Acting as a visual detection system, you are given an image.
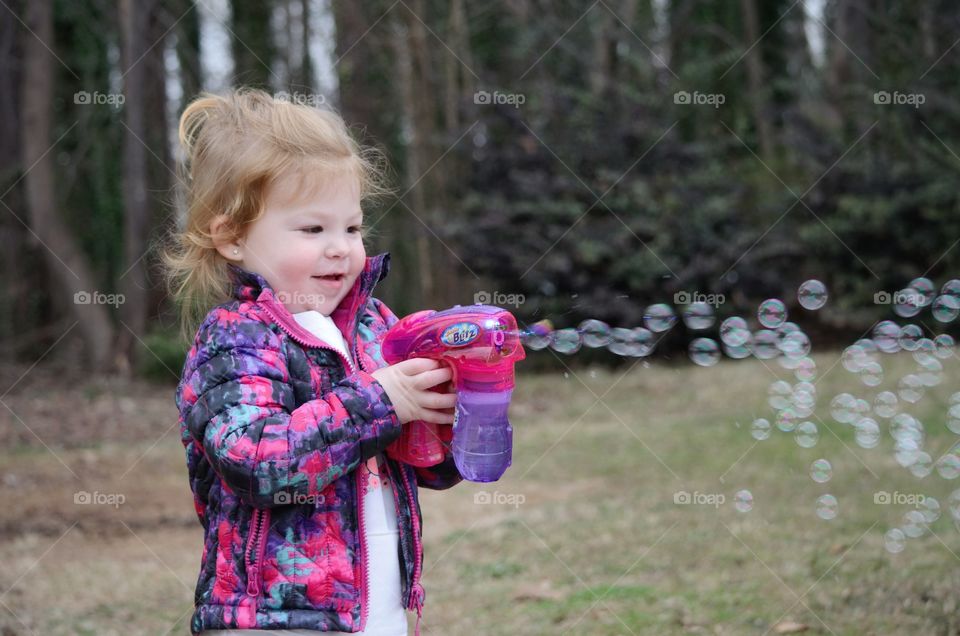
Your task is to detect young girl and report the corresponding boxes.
[166,88,462,636]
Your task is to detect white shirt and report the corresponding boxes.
[200,311,407,636]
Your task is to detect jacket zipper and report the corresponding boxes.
[245,507,270,599]
[399,465,425,636]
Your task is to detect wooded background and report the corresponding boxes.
[2,0,959,375]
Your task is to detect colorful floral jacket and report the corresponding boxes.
[176,252,462,635]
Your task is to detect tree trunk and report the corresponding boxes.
[20,0,115,370]
[740,0,774,159]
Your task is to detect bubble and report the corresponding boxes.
[932,295,960,323]
[872,321,902,353]
[816,494,838,520]
[522,320,552,350]
[909,452,933,478]
[776,408,799,432]
[916,356,943,387]
[908,277,935,306]
[894,287,923,318]
[953,392,960,406]
[920,496,941,523]
[777,322,801,337]
[935,453,960,480]
[723,341,752,359]
[758,299,787,329]
[795,421,819,448]
[632,328,656,357]
[643,304,676,333]
[780,331,812,360]
[841,345,869,373]
[734,489,754,512]
[934,334,956,359]
[858,360,884,387]
[884,528,906,554]
[941,279,960,301]
[794,357,817,382]
[948,404,960,435]
[549,328,582,354]
[608,327,640,356]
[830,393,858,424]
[751,417,772,440]
[898,324,923,351]
[898,374,924,403]
[751,330,781,359]
[810,458,833,483]
[578,319,612,348]
[719,316,750,346]
[768,381,793,410]
[949,490,960,522]
[854,417,881,449]
[901,509,927,537]
[688,338,720,366]
[874,391,899,419]
[682,302,715,330]
[797,279,828,310]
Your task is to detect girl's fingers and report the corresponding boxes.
[417,408,456,424]
[414,366,453,389]
[422,391,457,409]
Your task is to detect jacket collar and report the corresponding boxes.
[228,252,392,353]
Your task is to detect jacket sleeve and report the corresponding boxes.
[180,309,404,508]
[370,297,464,491]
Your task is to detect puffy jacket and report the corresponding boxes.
[176,251,462,635]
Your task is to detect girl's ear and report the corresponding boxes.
[210,215,244,262]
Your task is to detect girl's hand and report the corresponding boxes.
[371,358,457,425]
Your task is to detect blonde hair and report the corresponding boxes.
[162,88,391,340]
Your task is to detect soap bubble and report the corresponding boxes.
[894,287,923,318]
[758,299,787,329]
[898,324,923,351]
[689,338,720,367]
[949,490,960,522]
[578,319,612,348]
[719,316,750,347]
[549,328,582,354]
[872,321,902,353]
[873,391,899,419]
[798,280,828,310]
[632,328,656,357]
[858,360,884,387]
[854,417,881,449]
[751,418,772,440]
[932,294,960,322]
[780,331,811,360]
[916,356,943,387]
[816,494,838,520]
[608,327,640,356]
[920,497,941,523]
[830,393,858,424]
[948,404,960,435]
[522,320,552,350]
[934,334,956,359]
[908,452,933,478]
[682,302,715,330]
[768,381,793,410]
[898,374,924,403]
[795,421,819,448]
[941,279,960,301]
[908,277,935,307]
[776,407,799,432]
[810,458,832,483]
[901,509,927,537]
[751,330,781,359]
[794,357,817,382]
[734,489,754,512]
[884,528,906,554]
[723,341,752,359]
[643,304,676,333]
[935,453,960,479]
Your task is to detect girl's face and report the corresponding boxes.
[234,169,367,315]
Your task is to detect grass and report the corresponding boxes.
[1,349,959,635]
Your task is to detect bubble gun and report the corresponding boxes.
[381,305,526,482]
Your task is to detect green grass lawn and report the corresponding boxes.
[1,349,958,635]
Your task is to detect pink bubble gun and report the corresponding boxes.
[381,304,526,482]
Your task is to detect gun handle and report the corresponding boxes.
[387,419,446,467]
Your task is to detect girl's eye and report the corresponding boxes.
[349,226,364,234]
[302,226,323,234]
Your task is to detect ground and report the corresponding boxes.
[0,349,958,635]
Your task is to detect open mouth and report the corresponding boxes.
[314,274,345,282]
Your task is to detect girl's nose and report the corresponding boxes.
[324,236,349,257]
